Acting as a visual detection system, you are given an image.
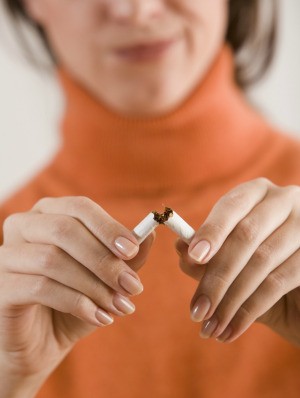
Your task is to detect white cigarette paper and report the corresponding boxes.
[132,213,159,244]
[132,208,195,244]
[165,211,195,244]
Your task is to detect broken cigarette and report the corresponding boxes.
[132,212,159,244]
[132,207,195,244]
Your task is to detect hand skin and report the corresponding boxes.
[176,178,300,346]
[0,196,154,397]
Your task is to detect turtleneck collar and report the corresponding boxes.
[56,46,271,198]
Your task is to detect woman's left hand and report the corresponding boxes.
[176,178,300,345]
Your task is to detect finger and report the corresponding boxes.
[11,212,144,296]
[2,213,25,245]
[190,188,293,323]
[32,196,139,260]
[216,250,300,343]
[0,244,136,317]
[188,178,271,263]
[127,232,156,272]
[175,239,206,281]
[0,273,114,328]
[199,215,300,338]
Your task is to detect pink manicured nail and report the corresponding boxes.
[113,293,135,315]
[189,240,211,263]
[119,272,144,295]
[191,295,211,322]
[95,309,114,326]
[115,237,139,257]
[200,316,219,339]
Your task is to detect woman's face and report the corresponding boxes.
[25,0,228,117]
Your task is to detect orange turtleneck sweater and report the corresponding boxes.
[1,47,300,398]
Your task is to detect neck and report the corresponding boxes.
[55,46,270,200]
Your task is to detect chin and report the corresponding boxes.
[117,91,186,117]
[91,67,191,117]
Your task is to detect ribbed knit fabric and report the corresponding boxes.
[1,46,300,398]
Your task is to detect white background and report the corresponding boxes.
[0,0,300,203]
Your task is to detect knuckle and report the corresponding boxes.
[3,213,21,234]
[91,282,112,307]
[96,251,113,271]
[234,218,258,244]
[94,251,121,285]
[51,216,74,240]
[72,292,88,316]
[201,221,225,240]
[202,265,231,289]
[94,219,115,239]
[220,189,246,209]
[255,177,271,187]
[265,271,286,291]
[39,245,61,271]
[252,244,272,265]
[31,276,49,298]
[234,305,252,326]
[70,196,92,212]
[285,185,300,199]
[32,197,51,211]
[89,279,104,297]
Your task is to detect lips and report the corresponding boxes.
[114,38,177,62]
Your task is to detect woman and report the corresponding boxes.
[1,1,300,397]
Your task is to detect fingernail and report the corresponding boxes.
[115,237,139,257]
[113,293,135,315]
[189,240,211,263]
[191,295,211,322]
[119,272,144,295]
[216,326,233,343]
[200,316,218,339]
[95,308,114,326]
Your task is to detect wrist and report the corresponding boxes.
[0,373,47,398]
[0,362,49,398]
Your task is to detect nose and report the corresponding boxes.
[105,0,164,24]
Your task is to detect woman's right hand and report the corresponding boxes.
[0,196,153,396]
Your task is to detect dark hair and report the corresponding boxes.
[5,0,278,87]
